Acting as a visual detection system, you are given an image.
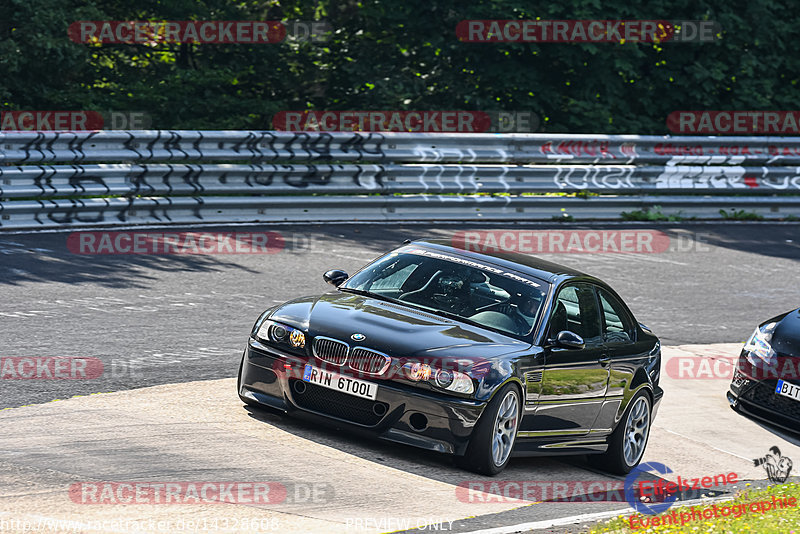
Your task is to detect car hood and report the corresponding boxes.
[772,308,800,356]
[268,292,530,360]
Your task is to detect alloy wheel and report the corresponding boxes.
[492,390,519,466]
[623,396,650,466]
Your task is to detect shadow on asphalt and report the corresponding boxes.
[0,233,261,288]
[243,406,664,513]
[243,402,582,484]
[1,222,798,289]
[731,407,800,447]
[240,402,729,510]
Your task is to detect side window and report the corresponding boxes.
[549,284,602,346]
[598,289,635,344]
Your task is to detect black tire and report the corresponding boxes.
[589,390,652,475]
[457,383,521,476]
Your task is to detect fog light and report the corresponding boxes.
[406,362,432,381]
[289,330,306,348]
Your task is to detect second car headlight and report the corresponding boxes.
[744,322,777,366]
[401,361,475,395]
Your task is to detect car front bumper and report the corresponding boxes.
[239,338,487,455]
[728,352,800,434]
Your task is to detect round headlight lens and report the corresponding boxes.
[271,325,288,342]
[401,362,474,395]
[435,369,454,388]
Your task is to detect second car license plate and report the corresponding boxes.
[302,364,378,400]
[775,380,800,402]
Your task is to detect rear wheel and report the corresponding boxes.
[590,391,651,475]
[457,383,520,475]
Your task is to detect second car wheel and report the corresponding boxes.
[457,383,521,475]
[590,390,652,475]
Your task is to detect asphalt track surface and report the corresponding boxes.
[1,222,800,533]
[1,344,799,534]
[1,222,799,410]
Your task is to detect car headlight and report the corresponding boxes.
[744,322,777,366]
[401,361,475,395]
[255,320,306,349]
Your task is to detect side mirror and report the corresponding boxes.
[554,330,585,350]
[323,269,349,287]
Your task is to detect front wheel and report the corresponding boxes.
[457,383,521,476]
[590,390,652,475]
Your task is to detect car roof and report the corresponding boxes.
[406,239,596,285]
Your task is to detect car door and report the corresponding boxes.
[596,287,647,401]
[521,283,610,436]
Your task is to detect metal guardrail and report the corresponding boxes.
[1,130,800,229]
[4,130,800,164]
[2,163,800,198]
[7,196,800,228]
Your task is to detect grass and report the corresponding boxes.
[620,205,685,222]
[719,208,765,221]
[589,481,800,533]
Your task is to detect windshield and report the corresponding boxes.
[342,249,547,337]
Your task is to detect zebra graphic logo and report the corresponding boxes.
[753,446,793,483]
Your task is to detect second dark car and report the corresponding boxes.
[728,308,800,434]
[238,241,663,475]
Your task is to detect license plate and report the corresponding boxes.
[775,380,800,402]
[302,364,378,400]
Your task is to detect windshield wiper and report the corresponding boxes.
[399,301,488,329]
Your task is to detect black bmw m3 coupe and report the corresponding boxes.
[238,240,663,475]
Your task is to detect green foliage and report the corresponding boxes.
[2,0,800,132]
[621,205,683,221]
[551,213,575,222]
[719,208,765,220]
[590,482,800,533]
